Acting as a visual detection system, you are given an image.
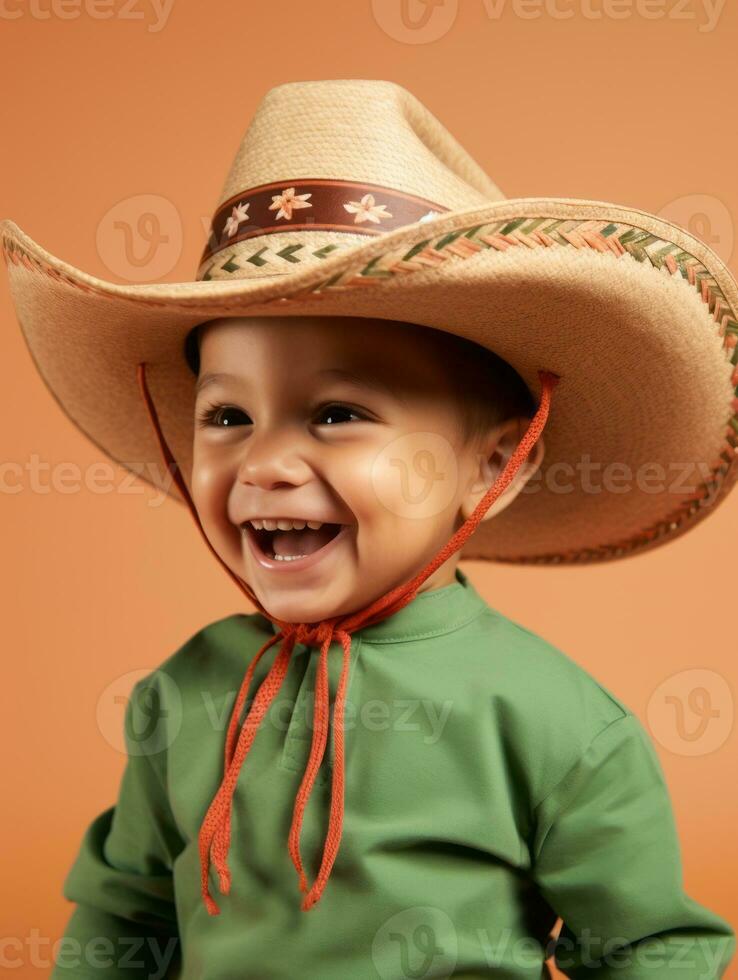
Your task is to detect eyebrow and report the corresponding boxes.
[317,367,404,404]
[195,367,404,404]
[195,371,237,395]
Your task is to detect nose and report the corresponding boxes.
[235,426,311,490]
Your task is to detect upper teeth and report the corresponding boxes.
[247,518,325,531]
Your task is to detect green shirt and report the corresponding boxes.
[52,568,735,979]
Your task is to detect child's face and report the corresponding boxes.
[191,315,536,623]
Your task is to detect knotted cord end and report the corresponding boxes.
[203,892,221,917]
[300,887,321,912]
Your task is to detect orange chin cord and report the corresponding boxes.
[136,361,559,913]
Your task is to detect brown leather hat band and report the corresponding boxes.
[199,178,450,265]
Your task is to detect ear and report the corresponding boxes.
[460,416,545,522]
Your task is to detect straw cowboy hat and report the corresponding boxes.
[3,77,738,564]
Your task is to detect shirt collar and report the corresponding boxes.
[267,567,488,645]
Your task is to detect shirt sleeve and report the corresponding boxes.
[530,711,736,979]
[51,675,184,979]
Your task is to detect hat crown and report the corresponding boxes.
[197,79,505,282]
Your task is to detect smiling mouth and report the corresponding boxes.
[242,522,347,565]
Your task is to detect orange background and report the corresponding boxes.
[1,1,737,976]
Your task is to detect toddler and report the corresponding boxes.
[3,77,735,980]
[51,312,735,979]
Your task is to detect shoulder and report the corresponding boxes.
[132,611,275,709]
[472,605,638,801]
[486,606,629,715]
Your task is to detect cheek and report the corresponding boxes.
[364,431,461,526]
[333,450,377,520]
[191,448,235,531]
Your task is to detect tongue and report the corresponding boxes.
[272,524,339,557]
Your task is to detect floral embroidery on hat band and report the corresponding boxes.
[198,179,450,267]
[3,212,737,566]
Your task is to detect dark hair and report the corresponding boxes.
[184,323,203,376]
[183,319,536,445]
[420,328,537,446]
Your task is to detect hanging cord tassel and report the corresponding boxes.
[285,623,353,910]
[136,360,560,914]
[201,631,297,910]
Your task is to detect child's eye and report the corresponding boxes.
[195,401,370,430]
[314,402,369,425]
[196,404,251,429]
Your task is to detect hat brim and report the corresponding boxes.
[3,198,737,565]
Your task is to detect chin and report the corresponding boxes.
[252,590,342,627]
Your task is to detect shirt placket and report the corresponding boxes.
[278,635,363,786]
